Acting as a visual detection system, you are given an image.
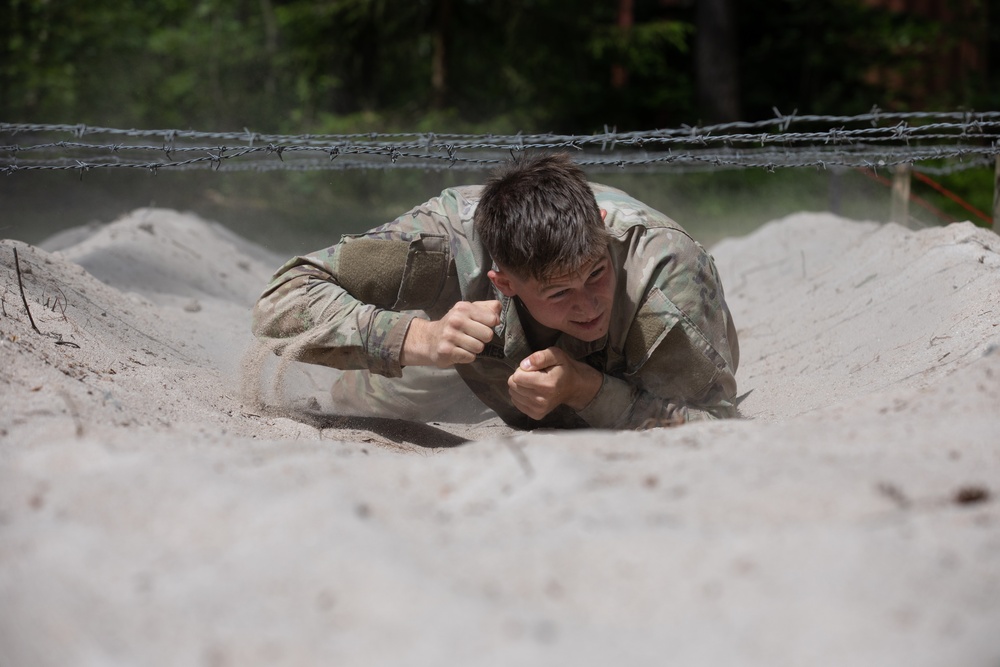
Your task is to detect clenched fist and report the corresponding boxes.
[401,300,502,368]
[508,347,603,420]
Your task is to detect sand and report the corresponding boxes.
[1,207,998,666]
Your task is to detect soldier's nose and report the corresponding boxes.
[574,294,599,318]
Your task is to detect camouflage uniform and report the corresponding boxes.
[253,183,739,430]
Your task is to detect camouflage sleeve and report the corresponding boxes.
[251,198,456,378]
[577,232,740,429]
[576,339,738,429]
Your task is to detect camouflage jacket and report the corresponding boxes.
[252,184,740,430]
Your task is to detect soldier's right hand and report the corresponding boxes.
[401,300,502,368]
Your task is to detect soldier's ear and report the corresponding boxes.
[600,208,607,222]
[487,269,517,297]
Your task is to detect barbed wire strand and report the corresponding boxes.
[2,111,999,176]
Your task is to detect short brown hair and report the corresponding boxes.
[474,152,608,281]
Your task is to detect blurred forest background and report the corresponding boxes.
[2,0,998,251]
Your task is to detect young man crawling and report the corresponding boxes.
[252,153,739,430]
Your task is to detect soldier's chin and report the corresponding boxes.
[576,331,605,342]
[571,314,606,340]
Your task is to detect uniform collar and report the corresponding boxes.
[492,288,608,365]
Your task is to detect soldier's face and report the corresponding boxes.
[489,251,617,342]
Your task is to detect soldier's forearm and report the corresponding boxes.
[399,317,435,367]
[576,374,688,429]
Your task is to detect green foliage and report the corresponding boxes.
[2,0,997,131]
[1,0,997,246]
[736,0,999,117]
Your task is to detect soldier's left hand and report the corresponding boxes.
[508,347,603,420]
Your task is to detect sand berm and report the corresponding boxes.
[1,207,998,666]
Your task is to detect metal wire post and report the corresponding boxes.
[993,155,999,232]
[891,164,911,225]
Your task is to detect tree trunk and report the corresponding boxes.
[696,0,741,122]
[611,0,633,89]
[431,0,452,110]
[259,0,279,99]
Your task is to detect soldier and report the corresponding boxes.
[252,153,739,429]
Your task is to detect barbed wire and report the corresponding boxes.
[2,109,999,177]
[4,145,994,176]
[5,108,999,143]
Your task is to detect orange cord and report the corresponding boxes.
[910,171,992,224]
[855,168,953,223]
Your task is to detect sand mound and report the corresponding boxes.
[1,209,998,667]
[712,212,1000,419]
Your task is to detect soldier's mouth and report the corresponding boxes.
[573,313,604,330]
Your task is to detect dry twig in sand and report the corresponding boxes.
[10,246,79,348]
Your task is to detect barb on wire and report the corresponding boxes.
[2,112,999,175]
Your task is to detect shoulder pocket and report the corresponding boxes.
[623,287,679,374]
[338,233,450,310]
[624,286,726,375]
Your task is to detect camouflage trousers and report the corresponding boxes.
[327,366,496,424]
[326,365,737,428]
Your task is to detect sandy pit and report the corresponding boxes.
[1,207,998,666]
